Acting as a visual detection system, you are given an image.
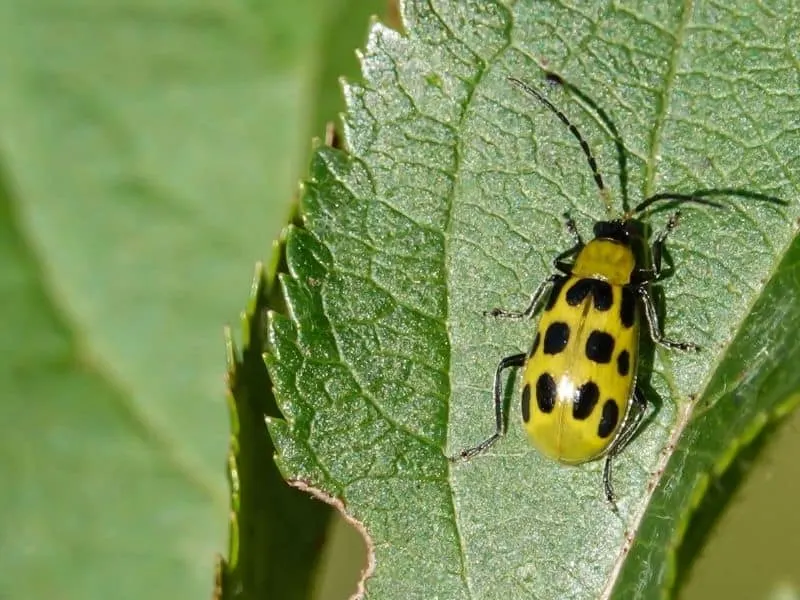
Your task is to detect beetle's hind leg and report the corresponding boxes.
[603,387,648,507]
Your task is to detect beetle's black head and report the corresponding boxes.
[592,219,644,245]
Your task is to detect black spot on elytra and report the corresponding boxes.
[585,330,615,364]
[521,384,531,423]
[545,276,568,311]
[592,281,613,310]
[621,287,637,328]
[598,399,620,438]
[617,350,630,376]
[536,373,556,413]
[566,278,592,306]
[543,322,570,355]
[566,278,613,311]
[529,332,540,357]
[572,381,599,420]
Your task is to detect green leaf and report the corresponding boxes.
[0,168,217,600]
[0,1,380,598]
[613,236,800,599]
[676,408,800,599]
[266,1,800,598]
[220,260,332,600]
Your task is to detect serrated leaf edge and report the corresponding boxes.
[288,479,376,600]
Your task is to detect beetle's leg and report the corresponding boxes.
[554,212,584,273]
[632,210,682,284]
[637,286,700,352]
[564,211,584,246]
[452,353,526,460]
[651,211,681,280]
[603,386,648,506]
[485,274,564,320]
[491,213,579,320]
[607,387,647,457]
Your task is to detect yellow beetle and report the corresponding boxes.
[454,77,724,504]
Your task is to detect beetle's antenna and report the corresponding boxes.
[634,192,725,214]
[509,76,607,200]
[544,71,630,214]
[635,188,787,215]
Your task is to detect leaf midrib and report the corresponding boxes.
[643,0,693,199]
[442,24,512,600]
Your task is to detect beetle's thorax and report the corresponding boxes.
[572,237,635,285]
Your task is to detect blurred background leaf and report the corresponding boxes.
[0,1,383,598]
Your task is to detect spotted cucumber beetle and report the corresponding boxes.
[454,76,733,505]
